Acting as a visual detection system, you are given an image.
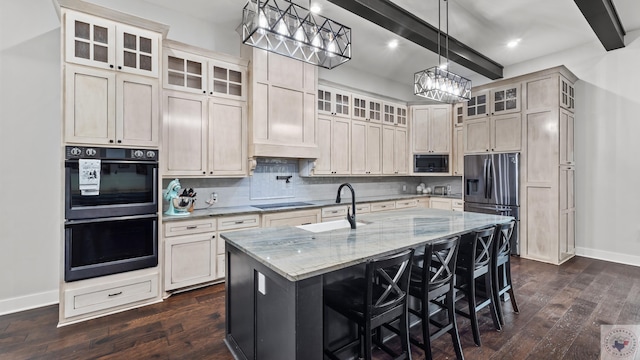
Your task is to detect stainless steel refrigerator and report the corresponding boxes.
[464,153,520,255]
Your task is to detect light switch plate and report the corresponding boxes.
[257,272,266,295]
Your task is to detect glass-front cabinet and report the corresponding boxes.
[317,85,350,118]
[465,89,489,119]
[65,11,159,78]
[490,84,521,115]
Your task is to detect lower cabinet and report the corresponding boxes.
[395,199,418,209]
[430,198,452,210]
[452,199,464,211]
[216,214,261,279]
[370,201,396,212]
[321,205,349,222]
[164,218,218,291]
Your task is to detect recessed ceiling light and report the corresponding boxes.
[507,39,521,48]
[388,40,398,49]
[309,3,321,13]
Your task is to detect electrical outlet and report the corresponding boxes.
[205,192,218,205]
[402,185,407,192]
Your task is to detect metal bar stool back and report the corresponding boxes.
[492,220,520,325]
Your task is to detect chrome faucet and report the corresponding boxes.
[336,183,356,229]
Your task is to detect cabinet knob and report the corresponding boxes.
[117,140,122,144]
[210,171,213,174]
[109,140,114,143]
[210,92,213,95]
[109,64,114,69]
[118,66,122,70]
[203,171,206,174]
[203,90,206,94]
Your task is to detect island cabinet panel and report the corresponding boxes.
[262,209,321,227]
[226,244,323,360]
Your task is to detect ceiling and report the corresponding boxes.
[143,0,640,85]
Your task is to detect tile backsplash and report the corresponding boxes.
[161,160,462,211]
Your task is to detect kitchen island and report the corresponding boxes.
[222,208,512,360]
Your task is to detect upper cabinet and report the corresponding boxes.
[61,7,165,147]
[464,113,521,153]
[453,103,464,127]
[65,11,160,78]
[490,84,521,115]
[351,94,382,123]
[163,44,246,100]
[318,86,351,118]
[560,76,575,112]
[242,46,318,159]
[382,102,408,127]
[464,89,489,119]
[411,105,451,154]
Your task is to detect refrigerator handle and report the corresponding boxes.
[487,158,494,199]
[483,158,489,199]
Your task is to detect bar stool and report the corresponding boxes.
[407,236,464,360]
[324,248,414,360]
[454,227,501,346]
[492,220,520,325]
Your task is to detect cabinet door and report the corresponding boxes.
[394,127,408,174]
[209,98,247,176]
[465,89,489,119]
[368,98,382,122]
[453,103,464,127]
[115,24,159,78]
[164,233,216,291]
[464,118,490,153]
[333,91,351,118]
[332,118,351,174]
[491,84,520,115]
[559,109,575,165]
[560,76,575,111]
[208,60,246,100]
[163,91,207,176]
[351,94,368,121]
[315,117,332,175]
[351,121,367,175]
[396,105,408,127]
[491,113,521,152]
[366,123,382,175]
[430,198,452,210]
[429,106,451,153]
[64,65,116,145]
[383,103,396,125]
[412,107,430,153]
[116,73,159,147]
[453,127,464,176]
[164,48,207,94]
[382,126,395,174]
[65,11,116,70]
[262,209,321,227]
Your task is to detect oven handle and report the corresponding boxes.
[65,213,157,225]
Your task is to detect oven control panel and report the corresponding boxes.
[65,146,158,161]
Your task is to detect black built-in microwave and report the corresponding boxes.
[414,154,449,173]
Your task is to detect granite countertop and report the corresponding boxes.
[221,208,512,282]
[162,193,464,221]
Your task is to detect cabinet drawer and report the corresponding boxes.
[322,206,348,219]
[355,203,371,213]
[370,201,396,212]
[65,273,158,318]
[262,209,321,227]
[452,200,464,208]
[164,218,216,237]
[218,214,260,231]
[395,199,418,209]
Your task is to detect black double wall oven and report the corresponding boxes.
[64,146,159,282]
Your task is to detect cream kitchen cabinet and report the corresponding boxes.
[395,199,418,209]
[464,113,521,153]
[163,42,246,101]
[164,218,218,291]
[351,120,382,175]
[430,198,452,210]
[382,126,408,175]
[560,76,575,112]
[163,91,247,177]
[560,109,575,165]
[452,126,464,176]
[351,94,382,122]
[64,10,160,78]
[315,116,351,175]
[452,199,464,212]
[321,205,349,222]
[216,214,260,279]
[370,201,396,212]
[453,103,464,127]
[243,47,318,159]
[64,64,159,147]
[262,209,321,227]
[383,102,408,127]
[464,89,489,120]
[318,85,351,118]
[411,105,451,154]
[490,84,521,115]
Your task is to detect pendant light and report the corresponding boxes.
[239,0,352,69]
[414,0,471,103]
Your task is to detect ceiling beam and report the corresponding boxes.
[326,0,503,80]
[574,0,625,50]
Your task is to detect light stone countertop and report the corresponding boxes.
[162,193,463,221]
[221,207,512,282]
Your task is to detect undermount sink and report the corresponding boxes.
[253,202,313,210]
[296,219,368,233]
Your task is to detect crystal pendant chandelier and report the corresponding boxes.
[414,0,471,103]
[240,0,352,69]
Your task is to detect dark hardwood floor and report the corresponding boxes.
[2,256,639,359]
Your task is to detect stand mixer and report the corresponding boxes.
[164,179,195,216]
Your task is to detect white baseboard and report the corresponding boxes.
[575,247,640,268]
[0,290,58,316]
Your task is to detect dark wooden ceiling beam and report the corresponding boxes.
[326,0,504,80]
[574,0,625,50]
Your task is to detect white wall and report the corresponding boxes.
[1,0,637,315]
